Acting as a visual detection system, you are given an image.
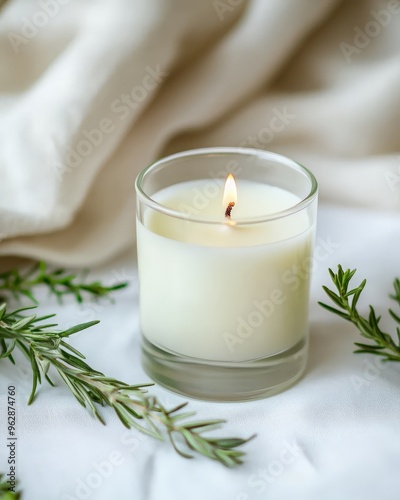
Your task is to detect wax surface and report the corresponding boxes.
[149,180,307,247]
[137,179,314,362]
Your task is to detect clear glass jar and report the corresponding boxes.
[135,147,318,401]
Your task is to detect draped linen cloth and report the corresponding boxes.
[0,0,399,266]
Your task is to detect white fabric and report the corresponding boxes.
[1,1,400,499]
[0,0,399,265]
[1,205,400,500]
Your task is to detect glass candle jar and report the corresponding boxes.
[135,147,318,401]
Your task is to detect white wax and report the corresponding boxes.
[137,180,314,362]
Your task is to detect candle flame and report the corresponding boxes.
[223,173,237,209]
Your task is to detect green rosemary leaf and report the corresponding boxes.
[181,429,214,456]
[117,383,154,391]
[0,339,16,358]
[350,279,366,313]
[45,373,55,386]
[0,302,6,319]
[4,305,37,318]
[389,308,400,325]
[183,419,226,430]
[390,278,400,305]
[168,432,193,459]
[320,266,400,362]
[168,411,197,422]
[59,320,100,337]
[59,341,86,359]
[10,315,37,331]
[27,368,39,405]
[117,401,142,420]
[208,437,254,448]
[34,314,57,322]
[113,404,138,430]
[213,450,237,467]
[166,402,189,415]
[321,286,343,308]
[142,414,164,440]
[317,302,350,320]
[353,342,385,350]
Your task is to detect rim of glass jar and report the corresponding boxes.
[135,147,318,226]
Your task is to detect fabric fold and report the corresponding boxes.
[0,0,399,265]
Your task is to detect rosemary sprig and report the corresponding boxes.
[0,262,252,466]
[0,304,251,466]
[0,474,20,500]
[0,261,127,303]
[319,265,400,361]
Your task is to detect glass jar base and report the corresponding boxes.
[141,337,308,402]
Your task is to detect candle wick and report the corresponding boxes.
[225,202,235,219]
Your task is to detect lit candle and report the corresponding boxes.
[223,173,237,219]
[135,148,318,400]
[138,175,311,359]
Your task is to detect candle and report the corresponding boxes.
[138,179,311,360]
[136,148,318,400]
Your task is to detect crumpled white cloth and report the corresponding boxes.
[0,0,399,266]
[0,204,400,500]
